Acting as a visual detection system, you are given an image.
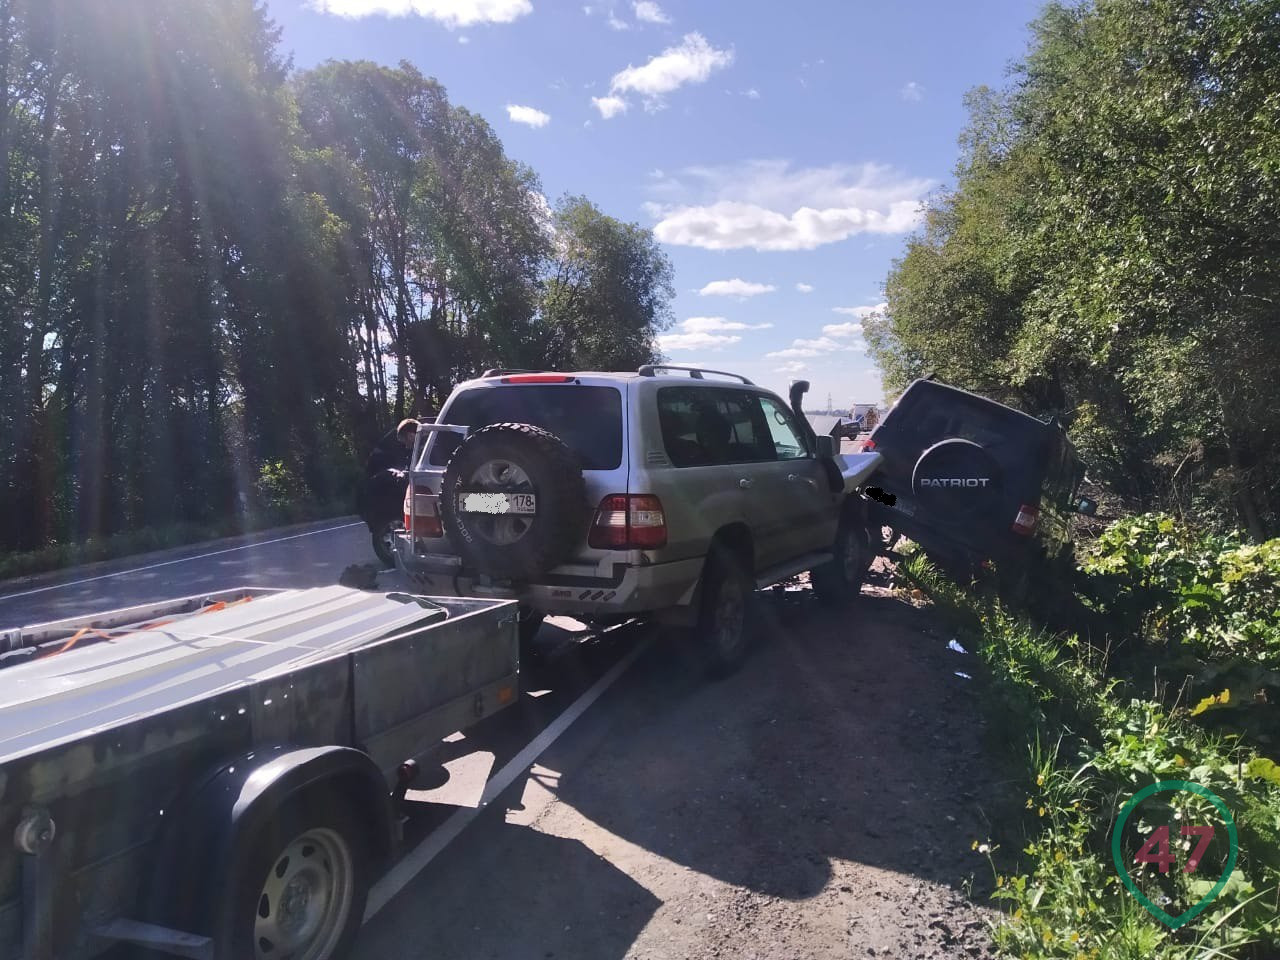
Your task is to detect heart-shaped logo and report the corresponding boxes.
[1111,780,1239,929]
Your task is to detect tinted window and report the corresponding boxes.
[428,385,623,470]
[757,395,810,460]
[657,387,774,467]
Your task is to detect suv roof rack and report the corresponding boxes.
[480,368,543,378]
[637,364,755,385]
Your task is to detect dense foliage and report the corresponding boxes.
[868,0,1280,539]
[0,0,673,555]
[901,517,1280,957]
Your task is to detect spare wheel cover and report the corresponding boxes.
[440,422,587,580]
[911,438,1003,519]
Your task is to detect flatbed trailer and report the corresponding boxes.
[0,585,520,960]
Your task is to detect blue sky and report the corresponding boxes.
[270,0,1044,408]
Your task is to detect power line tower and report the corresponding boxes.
[826,391,833,414]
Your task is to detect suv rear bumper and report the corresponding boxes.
[393,537,704,616]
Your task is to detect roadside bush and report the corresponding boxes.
[1079,514,1280,668]
[1076,514,1280,752]
[901,530,1280,959]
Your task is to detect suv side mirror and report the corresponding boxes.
[815,435,836,458]
[1074,496,1098,516]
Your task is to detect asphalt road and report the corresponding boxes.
[3,515,1002,959]
[0,518,373,627]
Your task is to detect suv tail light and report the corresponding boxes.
[589,494,667,549]
[404,487,443,538]
[1011,504,1040,536]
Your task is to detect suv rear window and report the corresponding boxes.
[428,385,623,470]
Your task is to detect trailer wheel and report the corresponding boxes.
[216,797,369,960]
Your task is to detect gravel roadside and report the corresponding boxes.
[359,565,1012,960]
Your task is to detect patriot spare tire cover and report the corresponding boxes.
[911,438,1003,520]
[440,422,588,580]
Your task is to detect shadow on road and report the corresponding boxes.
[526,585,1009,903]
[362,806,662,960]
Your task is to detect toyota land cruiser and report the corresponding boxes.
[393,366,884,674]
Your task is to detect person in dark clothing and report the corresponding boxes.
[360,419,419,527]
[365,418,420,477]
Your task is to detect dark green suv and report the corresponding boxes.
[862,378,1096,598]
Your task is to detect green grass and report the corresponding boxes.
[0,498,353,582]
[898,550,1280,958]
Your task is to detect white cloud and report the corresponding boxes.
[901,81,925,102]
[582,4,593,12]
[822,321,864,338]
[506,104,550,127]
[680,316,772,333]
[604,33,733,113]
[659,331,741,351]
[309,0,532,27]
[744,87,760,100]
[591,95,629,119]
[775,361,807,374]
[831,301,886,319]
[647,161,932,251]
[795,282,814,293]
[458,34,470,42]
[633,0,670,22]
[697,278,776,298]
[766,336,857,359]
[608,11,629,29]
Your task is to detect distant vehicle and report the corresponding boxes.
[862,378,1096,602]
[396,366,883,675]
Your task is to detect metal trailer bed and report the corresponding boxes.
[0,585,520,960]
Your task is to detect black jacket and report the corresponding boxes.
[365,429,409,477]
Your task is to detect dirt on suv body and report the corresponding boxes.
[393,366,883,672]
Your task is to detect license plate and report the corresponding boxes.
[896,498,916,517]
[456,491,537,515]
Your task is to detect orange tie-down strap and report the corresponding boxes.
[37,595,254,660]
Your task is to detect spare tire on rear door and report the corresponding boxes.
[440,422,588,580]
[911,438,1003,521]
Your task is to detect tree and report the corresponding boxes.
[294,60,549,416]
[871,0,1280,537]
[540,195,675,372]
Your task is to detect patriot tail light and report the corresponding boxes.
[588,494,667,549]
[1012,504,1040,536]
[404,487,443,538]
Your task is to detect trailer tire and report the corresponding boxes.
[212,794,369,960]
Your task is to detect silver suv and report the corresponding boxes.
[394,365,882,673]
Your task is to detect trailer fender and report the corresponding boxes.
[146,745,395,928]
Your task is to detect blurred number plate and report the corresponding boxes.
[896,499,916,517]
[457,492,537,515]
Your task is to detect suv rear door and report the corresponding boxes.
[868,381,1047,559]
[421,379,627,567]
